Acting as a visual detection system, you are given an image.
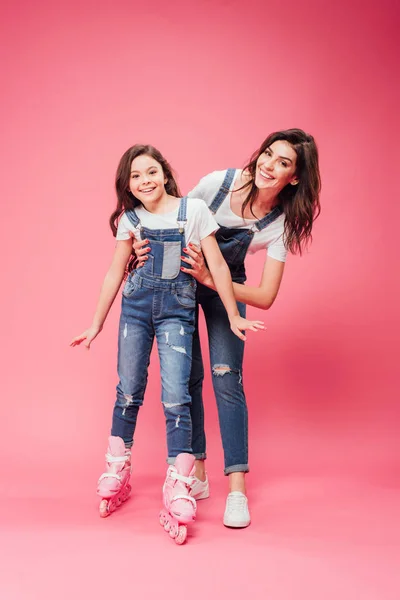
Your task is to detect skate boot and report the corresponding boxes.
[97,436,132,518]
[159,453,197,545]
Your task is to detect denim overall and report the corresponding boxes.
[189,170,282,474]
[111,197,197,462]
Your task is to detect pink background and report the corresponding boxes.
[1,0,399,598]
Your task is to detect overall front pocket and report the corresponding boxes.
[175,284,196,308]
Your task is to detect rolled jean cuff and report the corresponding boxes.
[193,453,206,460]
[224,463,249,476]
[167,453,206,465]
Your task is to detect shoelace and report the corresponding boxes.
[226,494,247,514]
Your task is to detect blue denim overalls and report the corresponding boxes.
[111,197,197,462]
[189,170,282,474]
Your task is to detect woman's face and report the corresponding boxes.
[254,140,298,194]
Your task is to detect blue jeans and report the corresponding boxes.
[111,274,196,462]
[188,170,282,475]
[190,288,248,475]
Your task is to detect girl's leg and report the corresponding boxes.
[156,317,194,460]
[202,293,249,489]
[112,297,154,448]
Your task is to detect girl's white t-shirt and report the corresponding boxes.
[187,170,287,262]
[116,197,219,245]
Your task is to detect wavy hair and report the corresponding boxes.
[240,129,321,254]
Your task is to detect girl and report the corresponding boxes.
[71,144,263,543]
[133,129,321,529]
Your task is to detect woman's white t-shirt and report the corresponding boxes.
[187,170,287,262]
[116,197,219,245]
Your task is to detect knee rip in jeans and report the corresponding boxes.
[164,401,183,428]
[121,394,142,416]
[163,400,188,428]
[164,326,188,355]
[212,364,242,385]
[122,394,133,416]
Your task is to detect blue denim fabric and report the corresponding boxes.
[190,171,282,475]
[111,198,196,462]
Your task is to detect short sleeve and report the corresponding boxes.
[267,234,287,262]
[116,213,134,241]
[187,172,220,201]
[194,200,219,240]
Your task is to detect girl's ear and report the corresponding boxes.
[290,177,299,186]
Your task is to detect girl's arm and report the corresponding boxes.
[199,235,265,341]
[70,238,133,348]
[182,244,285,311]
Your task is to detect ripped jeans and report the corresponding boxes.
[190,288,248,475]
[111,274,196,462]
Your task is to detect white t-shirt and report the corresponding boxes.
[187,170,287,262]
[116,197,219,245]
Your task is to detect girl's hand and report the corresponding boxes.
[132,236,151,267]
[229,315,265,342]
[70,324,103,349]
[181,243,214,288]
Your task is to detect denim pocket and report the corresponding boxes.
[122,274,139,298]
[175,284,196,308]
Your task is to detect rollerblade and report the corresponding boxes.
[159,453,197,545]
[97,436,132,518]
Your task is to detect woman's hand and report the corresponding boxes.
[180,243,214,288]
[229,315,265,342]
[132,237,151,267]
[70,324,103,349]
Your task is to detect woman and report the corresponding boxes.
[134,129,321,528]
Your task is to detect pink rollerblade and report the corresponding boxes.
[97,436,132,518]
[159,453,197,545]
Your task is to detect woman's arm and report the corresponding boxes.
[199,235,265,340]
[182,244,285,311]
[70,238,133,348]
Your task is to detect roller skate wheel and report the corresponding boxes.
[175,526,187,545]
[164,520,171,532]
[159,513,166,527]
[99,499,110,518]
[108,499,117,513]
[169,522,179,539]
[116,496,122,507]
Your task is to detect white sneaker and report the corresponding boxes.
[189,475,210,500]
[223,492,251,528]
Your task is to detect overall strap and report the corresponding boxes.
[124,208,141,228]
[208,169,236,215]
[253,205,283,232]
[177,196,188,233]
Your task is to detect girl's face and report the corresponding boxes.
[254,140,298,194]
[129,154,167,205]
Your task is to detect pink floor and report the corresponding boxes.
[2,468,399,600]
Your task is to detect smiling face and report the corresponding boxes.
[129,154,167,205]
[254,140,298,194]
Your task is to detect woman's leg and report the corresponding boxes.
[202,293,251,526]
[202,293,249,492]
[189,305,207,479]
